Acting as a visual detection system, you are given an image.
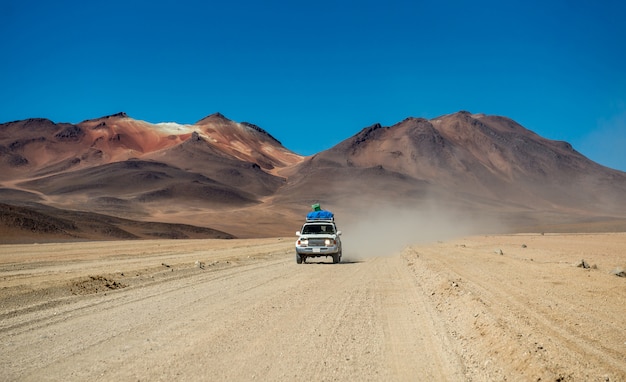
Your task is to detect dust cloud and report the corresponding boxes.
[338,201,501,261]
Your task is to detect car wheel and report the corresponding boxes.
[332,253,340,264]
[296,253,303,264]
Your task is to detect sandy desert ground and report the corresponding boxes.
[1,233,625,381]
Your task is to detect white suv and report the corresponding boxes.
[295,220,342,264]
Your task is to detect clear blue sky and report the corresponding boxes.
[2,0,625,171]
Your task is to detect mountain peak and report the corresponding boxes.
[96,112,129,120]
[195,112,231,125]
[392,117,429,127]
[79,112,129,124]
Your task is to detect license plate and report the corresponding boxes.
[313,248,321,253]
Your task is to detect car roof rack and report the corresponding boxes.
[305,218,335,223]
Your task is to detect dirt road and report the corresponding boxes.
[1,234,625,381]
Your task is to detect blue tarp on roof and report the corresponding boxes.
[306,210,334,220]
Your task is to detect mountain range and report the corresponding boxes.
[1,111,625,243]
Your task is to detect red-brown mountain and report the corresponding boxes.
[1,111,625,242]
[0,112,299,178]
[0,112,300,241]
[274,111,626,231]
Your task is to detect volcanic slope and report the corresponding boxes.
[0,112,301,178]
[2,110,626,240]
[0,112,302,240]
[275,111,626,231]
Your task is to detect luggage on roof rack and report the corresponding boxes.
[306,210,334,221]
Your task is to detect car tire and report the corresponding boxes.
[296,253,303,264]
[332,253,340,264]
